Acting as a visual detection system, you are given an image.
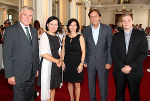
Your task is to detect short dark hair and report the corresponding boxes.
[88,9,101,18]
[34,20,40,30]
[4,20,11,25]
[45,16,61,33]
[67,18,80,33]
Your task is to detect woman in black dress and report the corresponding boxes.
[39,16,62,101]
[61,18,86,101]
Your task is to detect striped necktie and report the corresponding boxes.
[25,27,32,46]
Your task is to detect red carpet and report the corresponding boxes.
[0,57,150,101]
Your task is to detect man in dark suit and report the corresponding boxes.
[3,6,39,101]
[83,9,112,101]
[111,13,148,101]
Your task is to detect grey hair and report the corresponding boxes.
[20,6,33,14]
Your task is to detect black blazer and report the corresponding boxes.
[3,22,39,84]
[111,29,148,77]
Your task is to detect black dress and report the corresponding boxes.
[64,34,84,83]
[46,33,62,90]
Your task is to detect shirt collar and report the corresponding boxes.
[91,23,100,30]
[124,28,133,36]
[20,21,29,28]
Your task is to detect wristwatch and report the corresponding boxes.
[80,61,84,64]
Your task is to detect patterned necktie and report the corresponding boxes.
[25,27,32,46]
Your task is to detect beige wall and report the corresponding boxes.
[97,8,149,29]
[77,6,83,26]
[133,8,149,29]
[100,9,115,25]
[70,0,76,18]
[60,0,67,25]
[23,0,33,7]
[36,0,52,28]
[0,0,19,25]
[0,0,19,6]
[82,7,86,26]
[101,0,115,4]
[0,8,6,25]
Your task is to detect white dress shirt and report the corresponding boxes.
[91,24,100,45]
[20,22,32,39]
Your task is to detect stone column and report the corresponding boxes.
[77,5,83,26]
[69,0,77,19]
[85,0,91,26]
[148,9,150,27]
[59,0,67,25]
[35,0,52,28]
[55,0,59,17]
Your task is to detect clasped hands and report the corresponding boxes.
[121,65,132,74]
[56,59,62,67]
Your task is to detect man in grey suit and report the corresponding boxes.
[83,9,112,101]
[3,6,39,101]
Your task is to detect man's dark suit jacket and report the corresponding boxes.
[111,28,148,77]
[83,23,112,101]
[3,22,39,84]
[83,23,112,69]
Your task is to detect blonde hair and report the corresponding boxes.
[122,13,133,20]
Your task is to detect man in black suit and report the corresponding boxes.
[83,9,112,101]
[111,13,148,101]
[3,6,39,101]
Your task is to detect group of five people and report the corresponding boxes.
[3,6,148,101]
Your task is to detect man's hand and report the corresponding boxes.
[121,65,132,74]
[36,71,39,77]
[84,63,87,67]
[105,64,111,69]
[8,77,16,85]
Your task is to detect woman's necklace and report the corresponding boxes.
[69,33,77,42]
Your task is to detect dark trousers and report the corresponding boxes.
[87,67,108,101]
[13,74,36,101]
[114,74,142,101]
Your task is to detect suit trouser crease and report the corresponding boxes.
[87,66,108,101]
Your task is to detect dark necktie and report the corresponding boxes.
[25,27,32,46]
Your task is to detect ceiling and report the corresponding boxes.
[87,0,150,10]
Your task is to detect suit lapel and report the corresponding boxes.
[17,23,33,50]
[120,30,126,55]
[127,29,136,54]
[29,26,34,50]
[96,23,104,47]
[88,26,96,47]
